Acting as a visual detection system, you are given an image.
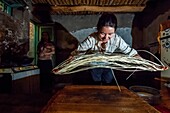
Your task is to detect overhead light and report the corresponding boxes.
[25,5,29,10]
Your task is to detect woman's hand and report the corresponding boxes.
[133,54,142,59]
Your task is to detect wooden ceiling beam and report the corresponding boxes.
[51,5,145,13]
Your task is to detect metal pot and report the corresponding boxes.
[129,85,161,105]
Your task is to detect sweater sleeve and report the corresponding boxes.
[77,36,94,51]
[116,35,138,57]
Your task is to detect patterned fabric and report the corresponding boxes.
[157,20,170,53]
[38,42,55,60]
[77,32,137,56]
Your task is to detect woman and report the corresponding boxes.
[71,13,140,85]
[37,31,55,92]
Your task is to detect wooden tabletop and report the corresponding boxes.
[42,85,160,113]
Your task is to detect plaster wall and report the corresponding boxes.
[52,13,134,46]
[52,13,134,31]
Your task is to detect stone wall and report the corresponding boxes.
[0,9,29,66]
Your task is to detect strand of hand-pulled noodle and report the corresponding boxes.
[137,50,165,66]
[126,68,138,80]
[126,50,165,80]
[111,69,121,92]
[52,52,168,75]
[54,57,159,74]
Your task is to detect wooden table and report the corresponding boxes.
[42,85,160,113]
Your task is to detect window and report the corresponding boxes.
[0,1,12,15]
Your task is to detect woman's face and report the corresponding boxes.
[98,26,115,43]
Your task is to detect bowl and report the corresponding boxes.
[164,82,170,93]
[129,85,161,105]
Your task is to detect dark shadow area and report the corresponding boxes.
[133,0,170,29]
[54,22,78,65]
[32,4,53,23]
[132,0,170,48]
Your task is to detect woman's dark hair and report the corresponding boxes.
[97,13,117,31]
[40,31,51,42]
